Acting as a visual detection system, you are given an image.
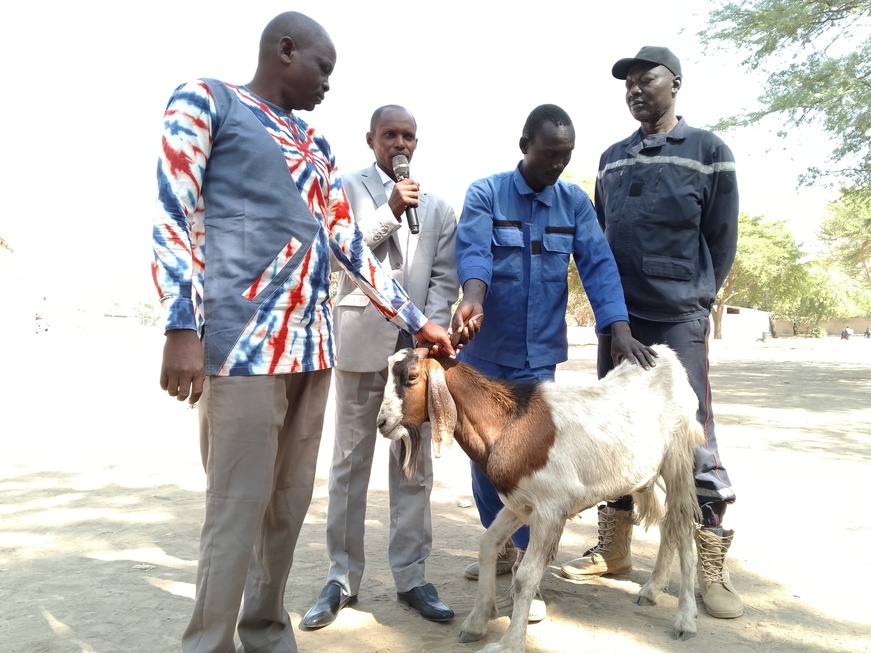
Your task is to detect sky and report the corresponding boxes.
[0,0,842,312]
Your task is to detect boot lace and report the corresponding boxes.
[588,508,618,554]
[697,531,731,585]
[498,540,515,564]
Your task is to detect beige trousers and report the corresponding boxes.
[325,368,434,596]
[182,370,331,653]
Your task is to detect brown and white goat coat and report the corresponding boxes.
[377,345,703,653]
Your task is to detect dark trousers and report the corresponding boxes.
[598,316,735,507]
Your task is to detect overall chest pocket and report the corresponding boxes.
[541,229,574,281]
[642,254,693,280]
[491,223,523,280]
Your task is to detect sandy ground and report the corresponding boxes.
[1,320,870,653]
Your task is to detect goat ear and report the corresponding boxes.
[426,364,456,458]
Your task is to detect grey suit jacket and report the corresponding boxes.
[334,163,459,372]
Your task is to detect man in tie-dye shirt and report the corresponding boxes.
[151,12,454,653]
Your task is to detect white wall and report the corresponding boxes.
[721,305,771,341]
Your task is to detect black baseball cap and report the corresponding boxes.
[612,46,682,79]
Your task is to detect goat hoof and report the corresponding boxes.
[673,627,697,641]
[635,593,656,607]
[673,615,697,641]
[458,629,484,643]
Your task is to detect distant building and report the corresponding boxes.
[721,305,771,341]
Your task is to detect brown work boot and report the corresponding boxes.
[560,505,634,579]
[464,539,515,580]
[695,525,743,618]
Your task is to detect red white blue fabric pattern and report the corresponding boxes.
[153,80,425,376]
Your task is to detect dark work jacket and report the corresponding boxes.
[595,118,739,322]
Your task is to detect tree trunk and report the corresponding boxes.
[712,301,724,339]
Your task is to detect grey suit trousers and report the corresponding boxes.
[184,370,331,653]
[325,365,434,595]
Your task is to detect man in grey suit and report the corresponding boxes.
[302,105,459,628]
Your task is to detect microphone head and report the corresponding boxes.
[392,154,410,180]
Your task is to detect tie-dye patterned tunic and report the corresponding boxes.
[152,79,426,376]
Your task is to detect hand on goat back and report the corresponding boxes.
[610,321,658,369]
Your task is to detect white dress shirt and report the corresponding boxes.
[374,165,419,288]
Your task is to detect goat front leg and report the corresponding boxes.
[636,532,674,607]
[483,517,563,653]
[459,509,522,644]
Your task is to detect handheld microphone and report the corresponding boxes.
[391,154,419,234]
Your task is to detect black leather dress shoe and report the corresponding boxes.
[301,582,358,629]
[396,582,454,622]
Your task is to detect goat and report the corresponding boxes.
[376,344,703,653]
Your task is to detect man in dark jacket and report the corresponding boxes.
[560,46,743,621]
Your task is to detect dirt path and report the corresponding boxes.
[2,323,869,652]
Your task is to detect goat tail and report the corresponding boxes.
[660,414,704,548]
[634,483,665,531]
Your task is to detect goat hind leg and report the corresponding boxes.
[459,509,522,644]
[672,524,697,640]
[636,524,675,607]
[637,516,697,639]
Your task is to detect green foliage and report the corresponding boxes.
[566,259,595,326]
[714,212,867,332]
[699,0,871,187]
[819,188,871,289]
[720,213,806,312]
[851,286,871,316]
[777,263,854,329]
[564,175,597,326]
